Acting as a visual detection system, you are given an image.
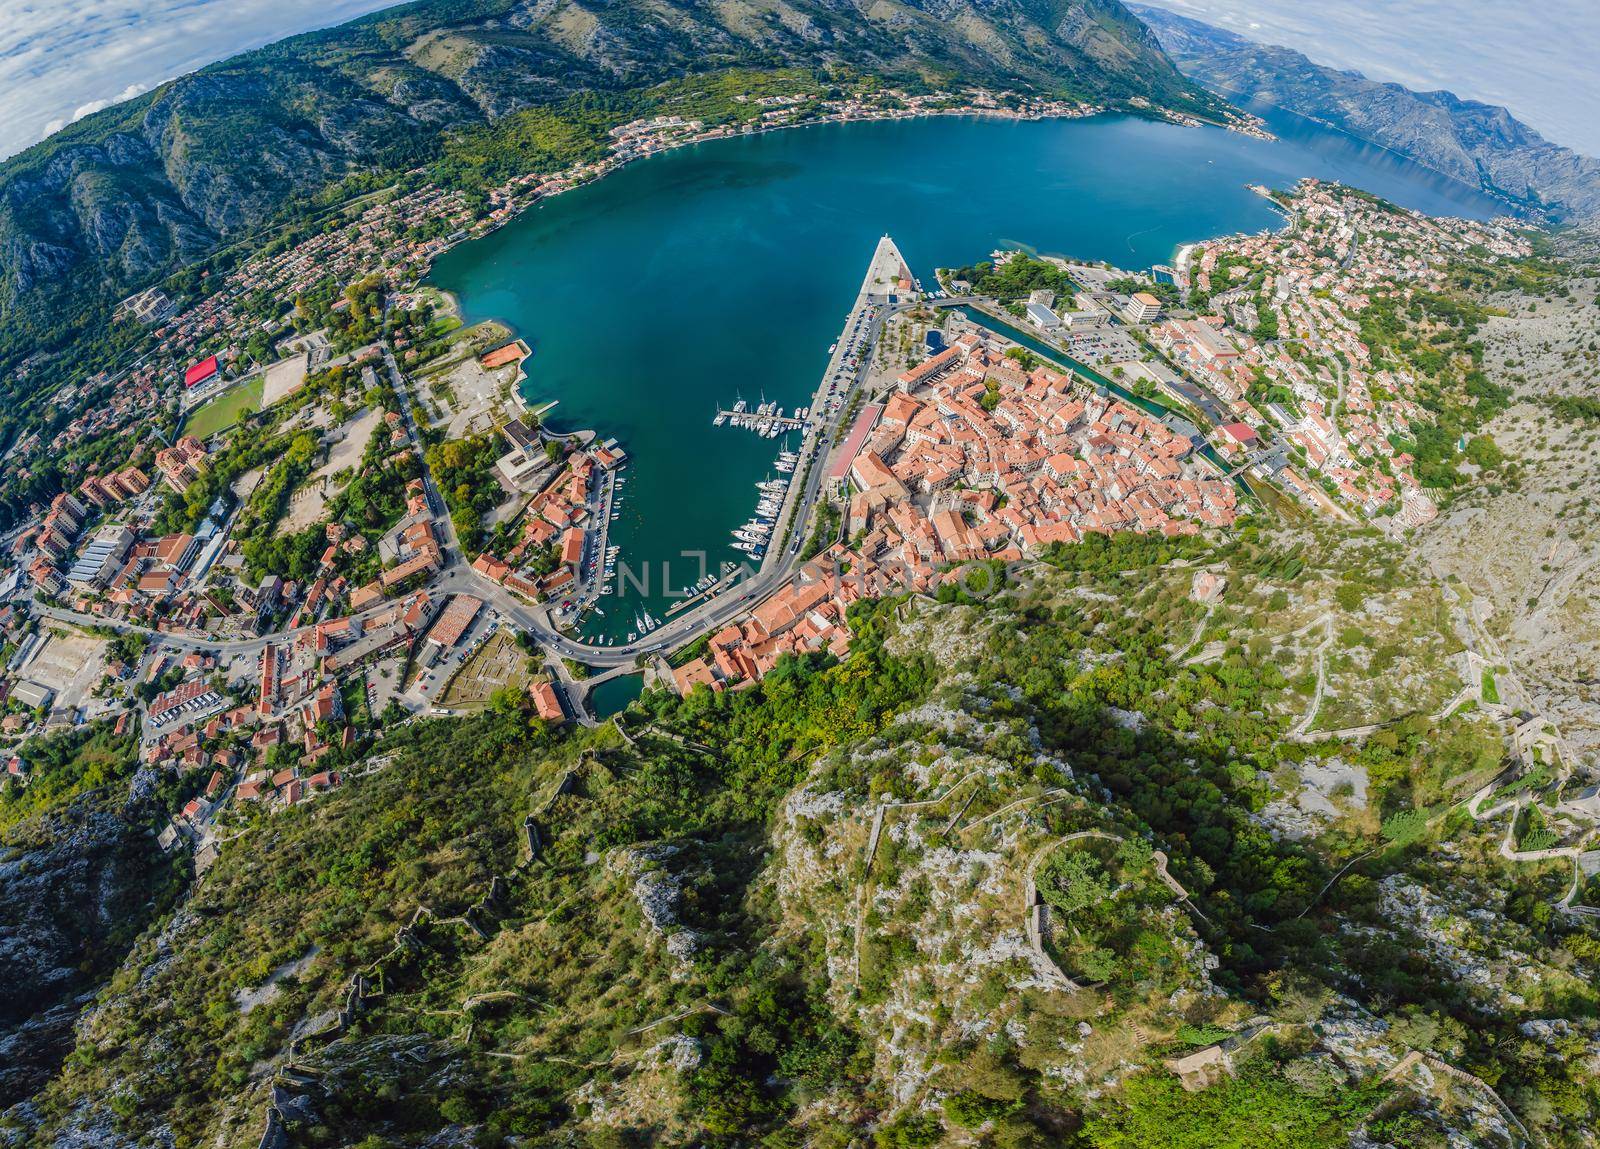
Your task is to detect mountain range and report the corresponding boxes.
[1133,4,1600,222]
[0,0,1220,378]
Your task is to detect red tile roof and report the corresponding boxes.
[529,680,566,721]
[183,355,219,388]
[827,404,883,482]
[1221,422,1258,444]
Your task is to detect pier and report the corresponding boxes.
[714,408,808,434]
[760,234,911,569]
[664,564,743,617]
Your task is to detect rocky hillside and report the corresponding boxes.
[0,758,183,1112]
[0,0,1218,371]
[1133,4,1600,221]
[7,532,1598,1147]
[1415,233,1600,760]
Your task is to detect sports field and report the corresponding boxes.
[182,375,264,439]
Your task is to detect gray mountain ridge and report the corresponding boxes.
[1133,3,1600,221]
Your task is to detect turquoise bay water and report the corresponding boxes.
[588,673,645,719]
[427,111,1501,645]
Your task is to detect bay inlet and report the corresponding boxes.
[427,111,1503,646]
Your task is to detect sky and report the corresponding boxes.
[1150,0,1600,156]
[0,0,398,160]
[1,0,1596,162]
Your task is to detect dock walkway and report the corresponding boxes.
[664,565,742,617]
[761,235,910,570]
[715,409,808,434]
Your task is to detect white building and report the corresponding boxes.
[10,680,55,710]
[66,524,136,589]
[1025,302,1061,330]
[1128,292,1163,322]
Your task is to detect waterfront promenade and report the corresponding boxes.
[762,235,910,568]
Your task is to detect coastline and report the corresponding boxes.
[1184,80,1536,219]
[414,108,1307,589]
[419,107,1109,435]
[417,100,1271,312]
[407,107,1464,631]
[1171,175,1304,286]
[419,100,1270,427]
[1173,242,1198,280]
[432,287,463,325]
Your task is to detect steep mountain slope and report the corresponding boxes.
[1133,4,1600,221]
[1415,240,1600,760]
[0,741,184,1112]
[8,532,1598,1147]
[0,0,1218,372]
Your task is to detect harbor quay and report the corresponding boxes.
[756,235,916,569]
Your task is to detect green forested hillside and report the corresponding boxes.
[10,531,1597,1147]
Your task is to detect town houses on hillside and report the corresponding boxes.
[1174,181,1531,526]
[671,320,1240,697]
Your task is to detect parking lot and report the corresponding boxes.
[15,629,109,711]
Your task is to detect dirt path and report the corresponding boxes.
[1463,782,1599,919]
[1177,602,1215,662]
[1288,614,1335,738]
[850,770,989,986]
[1433,558,1579,773]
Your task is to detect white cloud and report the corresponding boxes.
[0,0,401,160]
[72,82,153,123]
[1151,0,1600,156]
[1,0,1594,162]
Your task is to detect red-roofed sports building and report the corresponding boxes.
[826,403,883,490]
[427,594,483,650]
[184,356,219,389]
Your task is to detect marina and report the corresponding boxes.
[731,474,789,557]
[741,234,907,570]
[713,399,810,437]
[589,468,620,596]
